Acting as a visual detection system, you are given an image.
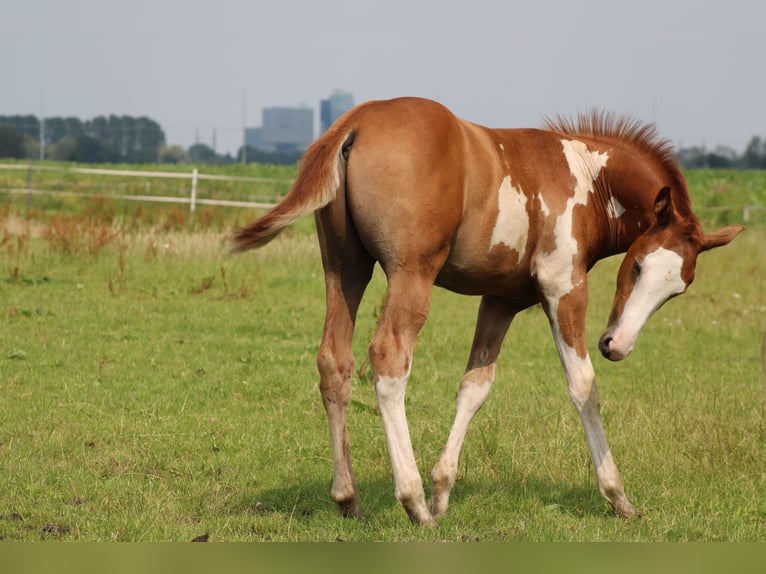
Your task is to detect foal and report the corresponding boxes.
[233,97,743,525]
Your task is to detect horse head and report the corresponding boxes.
[599,187,744,361]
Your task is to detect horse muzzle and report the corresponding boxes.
[598,330,632,362]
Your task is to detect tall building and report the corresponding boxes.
[245,106,314,154]
[320,90,355,133]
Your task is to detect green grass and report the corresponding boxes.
[0,160,295,229]
[685,169,766,227]
[0,171,764,541]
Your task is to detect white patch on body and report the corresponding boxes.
[538,193,550,217]
[561,139,609,204]
[607,196,625,219]
[490,175,529,257]
[534,140,609,318]
[608,247,686,357]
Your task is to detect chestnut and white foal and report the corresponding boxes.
[233,97,743,526]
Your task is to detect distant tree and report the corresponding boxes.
[22,135,40,159]
[742,136,766,169]
[82,115,165,163]
[158,145,189,164]
[77,135,110,163]
[132,116,165,162]
[0,115,39,139]
[48,135,78,161]
[1,113,167,163]
[677,146,708,169]
[45,116,84,144]
[0,125,24,158]
[88,116,109,145]
[706,145,738,169]
[188,143,217,164]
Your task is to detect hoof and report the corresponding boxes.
[337,498,365,521]
[428,475,454,519]
[611,497,641,519]
[408,512,438,527]
[428,495,449,519]
[403,500,438,527]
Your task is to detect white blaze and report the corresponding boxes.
[490,175,529,257]
[609,247,687,356]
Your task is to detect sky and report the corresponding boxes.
[3,0,765,157]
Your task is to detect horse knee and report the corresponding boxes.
[317,346,354,406]
[369,330,413,379]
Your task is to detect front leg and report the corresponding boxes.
[540,275,638,518]
[553,335,638,518]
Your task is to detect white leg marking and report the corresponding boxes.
[490,175,529,257]
[430,366,495,516]
[553,334,629,511]
[375,372,433,523]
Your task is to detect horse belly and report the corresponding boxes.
[436,246,537,300]
[435,174,539,300]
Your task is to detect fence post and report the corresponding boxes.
[26,162,33,211]
[190,168,198,217]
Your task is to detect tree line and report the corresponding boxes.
[0,114,166,163]
[676,137,766,169]
[3,113,766,168]
[0,114,307,166]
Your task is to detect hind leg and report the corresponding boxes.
[430,296,515,518]
[315,209,374,518]
[369,272,438,525]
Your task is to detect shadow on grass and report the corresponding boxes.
[448,473,613,519]
[234,476,398,522]
[234,469,613,531]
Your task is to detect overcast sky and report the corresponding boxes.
[3,0,764,156]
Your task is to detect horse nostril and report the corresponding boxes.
[599,336,613,358]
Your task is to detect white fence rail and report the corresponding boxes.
[696,204,766,223]
[0,163,763,223]
[0,163,293,213]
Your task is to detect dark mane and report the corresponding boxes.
[543,111,691,214]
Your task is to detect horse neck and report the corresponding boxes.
[592,154,681,257]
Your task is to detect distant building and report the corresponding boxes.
[245,106,314,154]
[320,90,355,133]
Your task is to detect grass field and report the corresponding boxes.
[0,168,764,541]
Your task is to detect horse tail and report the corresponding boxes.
[231,124,357,252]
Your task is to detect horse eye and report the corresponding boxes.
[632,260,642,278]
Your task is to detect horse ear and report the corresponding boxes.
[701,225,745,252]
[653,186,675,227]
